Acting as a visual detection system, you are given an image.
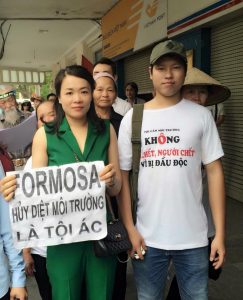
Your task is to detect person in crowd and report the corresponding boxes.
[93,57,132,116]
[118,40,226,300]
[30,93,44,110]
[125,82,145,107]
[93,72,122,135]
[0,145,14,174]
[21,101,32,115]
[22,100,56,300]
[0,85,30,129]
[0,65,122,300]
[93,72,127,300]
[0,155,27,300]
[208,102,225,127]
[165,66,230,300]
[0,85,32,167]
[46,93,58,103]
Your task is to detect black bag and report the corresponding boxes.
[93,195,132,257]
[94,219,132,257]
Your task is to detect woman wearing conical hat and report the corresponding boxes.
[181,67,231,106]
[166,70,230,300]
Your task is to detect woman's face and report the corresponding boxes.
[37,101,56,128]
[182,85,209,106]
[93,77,116,109]
[22,103,30,111]
[59,75,92,120]
[125,85,136,101]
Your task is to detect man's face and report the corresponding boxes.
[93,64,114,77]
[1,96,17,111]
[33,99,42,109]
[0,100,5,109]
[149,56,186,98]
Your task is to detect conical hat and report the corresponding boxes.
[183,67,231,106]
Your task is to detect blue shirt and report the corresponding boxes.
[0,164,26,297]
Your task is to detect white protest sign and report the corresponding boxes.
[7,161,107,249]
[0,112,36,152]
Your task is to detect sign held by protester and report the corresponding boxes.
[7,161,107,249]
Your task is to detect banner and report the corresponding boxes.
[102,0,167,58]
[8,161,107,249]
[0,112,36,153]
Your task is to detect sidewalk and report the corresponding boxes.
[27,197,243,300]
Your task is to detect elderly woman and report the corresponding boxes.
[93,72,127,300]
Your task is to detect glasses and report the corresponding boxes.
[1,97,15,104]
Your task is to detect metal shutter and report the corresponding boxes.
[124,48,153,95]
[211,17,243,202]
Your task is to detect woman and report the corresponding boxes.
[21,101,32,114]
[166,67,230,300]
[1,65,122,300]
[93,72,123,136]
[93,72,127,300]
[125,82,145,107]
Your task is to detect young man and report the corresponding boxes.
[93,58,132,116]
[118,40,226,300]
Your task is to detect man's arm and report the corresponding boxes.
[205,159,226,269]
[118,170,146,259]
[216,115,225,127]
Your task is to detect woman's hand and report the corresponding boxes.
[99,163,116,188]
[0,175,17,201]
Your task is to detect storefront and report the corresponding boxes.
[211,16,243,201]
[101,0,243,202]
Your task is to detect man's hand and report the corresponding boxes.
[23,250,35,276]
[210,236,226,269]
[128,227,147,260]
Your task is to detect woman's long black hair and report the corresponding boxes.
[50,65,105,134]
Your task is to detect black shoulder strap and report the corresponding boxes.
[130,103,144,223]
[214,104,218,122]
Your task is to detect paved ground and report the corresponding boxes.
[27,197,243,300]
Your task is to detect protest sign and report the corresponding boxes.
[7,161,107,249]
[0,112,36,153]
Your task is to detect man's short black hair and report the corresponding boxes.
[93,57,117,76]
[47,93,57,100]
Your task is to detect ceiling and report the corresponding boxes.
[0,0,119,71]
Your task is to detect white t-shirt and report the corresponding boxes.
[118,99,223,250]
[24,157,47,258]
[207,103,225,121]
[112,97,132,116]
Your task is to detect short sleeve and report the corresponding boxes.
[118,109,133,170]
[201,110,224,165]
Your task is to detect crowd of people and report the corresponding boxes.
[0,39,230,300]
